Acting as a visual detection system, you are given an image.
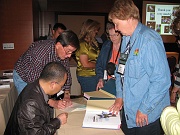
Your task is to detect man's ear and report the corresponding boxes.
[50,81,56,90]
[55,42,63,50]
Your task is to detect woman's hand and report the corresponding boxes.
[136,110,148,127]
[109,98,123,115]
[96,79,104,91]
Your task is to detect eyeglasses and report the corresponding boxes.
[108,33,119,38]
[63,47,74,55]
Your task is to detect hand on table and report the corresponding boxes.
[136,110,148,127]
[48,99,68,109]
[109,98,123,115]
[63,90,72,107]
[57,112,68,125]
[63,98,72,107]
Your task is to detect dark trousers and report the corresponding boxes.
[77,75,98,92]
[121,109,161,135]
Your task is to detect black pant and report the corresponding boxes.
[121,109,161,135]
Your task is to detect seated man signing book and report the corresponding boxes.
[4,62,68,135]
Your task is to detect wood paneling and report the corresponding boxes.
[0,0,40,70]
[0,0,179,70]
[47,0,115,12]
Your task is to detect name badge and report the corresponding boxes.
[103,70,107,80]
[117,53,128,75]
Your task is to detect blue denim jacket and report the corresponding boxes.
[115,22,171,128]
[95,40,112,80]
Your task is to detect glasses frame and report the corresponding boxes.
[108,33,120,38]
[63,46,75,55]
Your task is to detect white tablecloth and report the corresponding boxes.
[0,84,18,135]
[55,98,124,135]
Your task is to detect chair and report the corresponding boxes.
[167,56,177,87]
[160,98,180,135]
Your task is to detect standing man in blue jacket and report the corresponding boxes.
[108,0,171,135]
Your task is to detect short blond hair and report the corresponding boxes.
[108,0,140,21]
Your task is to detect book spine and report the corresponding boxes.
[3,73,13,76]
[0,79,13,82]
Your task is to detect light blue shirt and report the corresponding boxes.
[115,22,171,128]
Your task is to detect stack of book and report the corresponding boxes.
[0,76,13,82]
[0,70,13,89]
[84,89,116,100]
[82,89,121,129]
[82,99,121,129]
[0,81,11,89]
[2,70,13,76]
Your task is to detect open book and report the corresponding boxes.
[84,89,116,100]
[82,100,121,129]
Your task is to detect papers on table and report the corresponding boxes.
[60,102,86,112]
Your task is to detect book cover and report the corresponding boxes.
[59,102,86,112]
[0,76,13,82]
[84,89,116,100]
[82,100,121,129]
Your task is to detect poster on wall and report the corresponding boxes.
[145,4,180,35]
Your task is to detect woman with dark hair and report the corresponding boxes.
[95,22,122,95]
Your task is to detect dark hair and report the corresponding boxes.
[106,22,115,34]
[53,23,67,31]
[40,62,67,82]
[56,30,80,49]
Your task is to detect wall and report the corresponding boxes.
[33,0,41,41]
[0,0,40,70]
[0,0,33,70]
[0,0,179,70]
[40,0,115,38]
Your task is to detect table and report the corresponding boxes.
[69,58,81,96]
[166,52,179,64]
[55,98,124,135]
[0,83,18,135]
